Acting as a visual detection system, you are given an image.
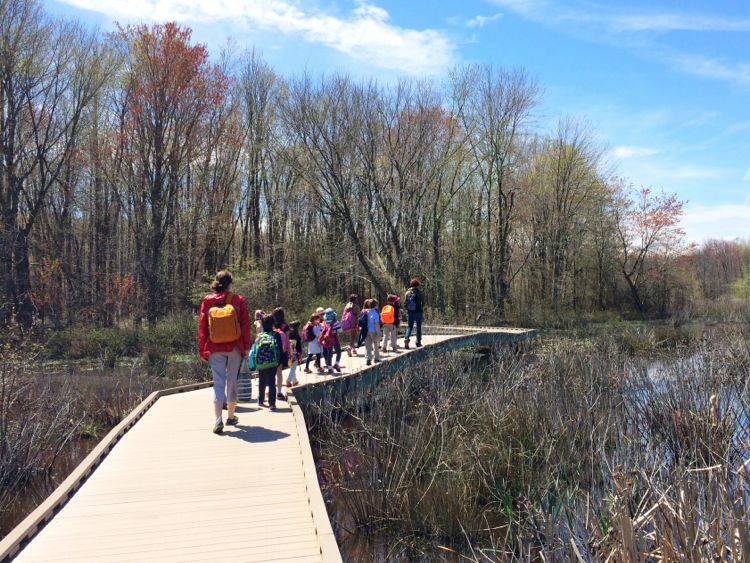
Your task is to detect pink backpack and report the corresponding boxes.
[341,305,355,331]
[318,324,336,348]
[274,328,290,353]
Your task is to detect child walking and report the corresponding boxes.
[341,294,360,356]
[355,303,368,349]
[380,294,398,353]
[365,299,382,366]
[254,314,283,410]
[304,314,324,374]
[286,320,302,389]
[322,308,342,373]
[272,307,290,402]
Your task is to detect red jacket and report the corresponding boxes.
[198,291,251,360]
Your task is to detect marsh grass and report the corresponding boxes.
[308,326,750,560]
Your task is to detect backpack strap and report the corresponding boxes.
[224,292,234,305]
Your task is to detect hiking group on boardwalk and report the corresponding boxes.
[197,271,425,434]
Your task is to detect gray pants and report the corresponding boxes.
[365,332,381,361]
[381,324,397,351]
[209,349,240,403]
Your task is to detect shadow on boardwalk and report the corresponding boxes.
[224,425,290,443]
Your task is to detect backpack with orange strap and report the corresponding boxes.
[208,293,242,343]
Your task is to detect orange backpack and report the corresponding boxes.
[380,304,395,324]
[208,293,242,343]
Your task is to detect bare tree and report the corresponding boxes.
[0,0,112,329]
[283,73,388,296]
[451,65,539,319]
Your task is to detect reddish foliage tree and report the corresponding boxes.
[614,185,686,314]
[113,22,228,324]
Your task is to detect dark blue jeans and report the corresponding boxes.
[258,367,277,407]
[405,311,423,345]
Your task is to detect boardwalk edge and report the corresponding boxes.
[0,380,213,562]
[289,394,343,563]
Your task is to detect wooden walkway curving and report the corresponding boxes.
[3,329,536,562]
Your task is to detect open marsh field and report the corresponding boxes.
[306,323,750,561]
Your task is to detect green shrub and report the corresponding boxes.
[144,313,195,353]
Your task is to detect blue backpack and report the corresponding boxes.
[405,289,418,312]
[253,332,280,370]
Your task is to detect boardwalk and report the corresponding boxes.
[4,329,535,562]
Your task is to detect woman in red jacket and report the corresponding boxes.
[198,271,251,434]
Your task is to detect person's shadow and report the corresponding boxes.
[225,425,290,443]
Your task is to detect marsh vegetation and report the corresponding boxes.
[307,322,750,560]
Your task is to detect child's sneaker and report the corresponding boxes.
[346,347,352,357]
[366,360,372,366]
[404,340,410,349]
[328,368,335,375]
[304,367,312,374]
[334,364,341,373]
[317,367,325,374]
[374,358,381,363]
[277,393,286,401]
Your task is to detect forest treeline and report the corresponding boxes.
[2,0,749,333]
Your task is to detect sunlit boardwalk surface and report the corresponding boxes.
[7,329,535,562]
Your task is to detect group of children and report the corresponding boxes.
[248,293,405,408]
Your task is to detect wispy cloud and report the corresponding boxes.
[491,0,750,33]
[743,168,750,181]
[610,14,750,32]
[672,54,750,85]
[681,204,750,243]
[59,0,456,75]
[612,146,659,159]
[466,12,503,28]
[490,0,750,86]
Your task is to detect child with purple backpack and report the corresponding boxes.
[341,294,360,356]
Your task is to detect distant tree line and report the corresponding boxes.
[1,1,748,331]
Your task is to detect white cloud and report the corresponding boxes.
[743,168,750,181]
[491,1,750,33]
[59,0,456,75]
[466,13,503,28]
[673,54,750,86]
[490,1,750,86]
[612,146,659,159]
[681,204,750,243]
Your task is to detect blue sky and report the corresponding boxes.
[46,0,750,243]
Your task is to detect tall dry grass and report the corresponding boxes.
[308,325,750,560]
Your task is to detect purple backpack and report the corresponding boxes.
[341,305,355,331]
